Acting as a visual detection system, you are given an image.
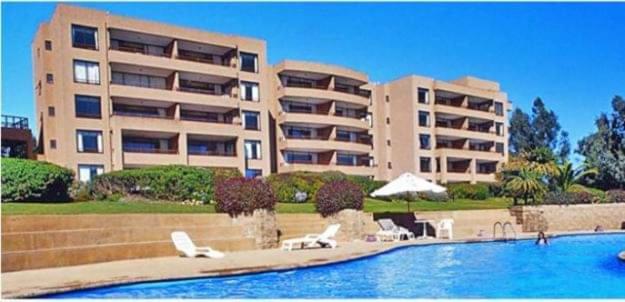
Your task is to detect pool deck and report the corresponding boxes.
[2,230,623,298]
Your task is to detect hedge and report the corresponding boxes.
[315,180,364,217]
[266,171,385,203]
[606,190,625,203]
[543,191,597,205]
[447,183,491,200]
[1,158,74,202]
[215,177,276,216]
[92,165,240,202]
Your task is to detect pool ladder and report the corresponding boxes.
[493,221,517,241]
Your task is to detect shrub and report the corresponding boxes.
[606,189,625,203]
[488,182,505,197]
[315,180,364,217]
[92,165,240,203]
[214,177,276,216]
[543,191,596,205]
[346,175,387,195]
[69,181,93,201]
[418,192,450,202]
[568,184,605,202]
[447,183,491,200]
[1,158,74,202]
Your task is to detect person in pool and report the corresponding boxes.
[536,231,549,245]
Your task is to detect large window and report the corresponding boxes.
[418,88,429,104]
[244,140,262,159]
[242,111,260,130]
[76,130,103,153]
[286,126,312,138]
[420,157,432,173]
[419,134,431,150]
[418,111,430,127]
[337,153,356,166]
[285,151,313,163]
[78,164,104,182]
[73,60,100,84]
[72,25,98,50]
[75,95,101,118]
[240,52,258,73]
[240,81,259,101]
[495,102,504,116]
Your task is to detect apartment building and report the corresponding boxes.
[272,60,376,177]
[374,76,509,184]
[33,5,271,181]
[32,5,508,183]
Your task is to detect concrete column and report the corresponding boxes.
[470,158,477,184]
[329,100,336,115]
[328,75,335,90]
[171,39,178,59]
[179,132,188,165]
[111,128,124,171]
[462,95,469,108]
[440,155,448,184]
[174,103,181,120]
[172,71,180,91]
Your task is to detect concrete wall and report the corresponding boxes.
[511,203,625,232]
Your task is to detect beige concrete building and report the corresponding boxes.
[374,76,509,183]
[32,4,508,183]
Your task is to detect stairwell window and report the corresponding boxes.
[76,130,103,153]
[496,122,504,136]
[242,111,260,130]
[418,88,429,104]
[495,102,504,116]
[240,52,258,73]
[240,81,259,101]
[419,134,431,150]
[78,164,104,182]
[244,140,262,159]
[420,157,432,173]
[418,111,430,127]
[72,25,98,50]
[75,95,101,119]
[73,60,100,85]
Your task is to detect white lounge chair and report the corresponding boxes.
[436,219,454,239]
[376,218,415,241]
[171,231,225,258]
[281,224,341,251]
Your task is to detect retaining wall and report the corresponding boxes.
[510,203,625,232]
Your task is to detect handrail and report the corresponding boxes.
[123,147,178,154]
[114,111,174,119]
[1,115,29,129]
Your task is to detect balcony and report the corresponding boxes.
[1,115,28,129]
[113,102,175,120]
[110,39,170,58]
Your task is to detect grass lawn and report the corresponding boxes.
[1,197,512,215]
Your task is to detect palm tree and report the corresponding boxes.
[521,147,559,177]
[553,162,598,192]
[504,168,547,205]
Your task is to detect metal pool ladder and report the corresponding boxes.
[493,221,517,241]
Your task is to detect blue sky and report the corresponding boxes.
[2,2,624,159]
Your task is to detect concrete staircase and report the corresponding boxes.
[413,209,522,239]
[1,214,256,272]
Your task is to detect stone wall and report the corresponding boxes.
[233,209,279,249]
[511,203,625,232]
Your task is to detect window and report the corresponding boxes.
[418,111,430,127]
[75,95,101,118]
[244,140,262,159]
[436,158,441,172]
[496,142,504,155]
[50,139,57,149]
[72,25,98,50]
[387,162,392,169]
[496,122,504,136]
[419,134,431,150]
[78,164,104,182]
[385,95,390,103]
[418,88,429,104]
[245,169,262,179]
[286,126,313,138]
[76,130,103,153]
[386,117,390,124]
[495,102,504,116]
[387,139,391,146]
[285,151,313,163]
[73,60,100,84]
[337,153,356,166]
[420,157,432,173]
[240,52,258,73]
[45,40,52,50]
[48,106,55,117]
[46,73,54,84]
[240,81,259,101]
[242,111,260,130]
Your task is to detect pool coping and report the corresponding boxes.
[3,230,624,298]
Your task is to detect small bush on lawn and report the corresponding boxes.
[214,177,276,216]
[543,191,596,205]
[606,189,625,203]
[92,165,240,203]
[315,180,364,217]
[568,184,606,202]
[447,183,491,200]
[1,158,74,202]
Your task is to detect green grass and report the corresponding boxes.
[1,197,512,215]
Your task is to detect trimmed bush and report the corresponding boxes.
[447,183,491,200]
[214,177,276,216]
[92,165,240,202]
[1,158,74,202]
[315,180,364,217]
[543,191,596,205]
[606,189,625,203]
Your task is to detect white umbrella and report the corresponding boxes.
[371,173,447,211]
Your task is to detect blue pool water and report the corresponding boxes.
[48,233,625,298]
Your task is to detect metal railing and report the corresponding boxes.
[122,147,178,154]
[114,111,174,119]
[2,115,29,129]
[188,150,237,157]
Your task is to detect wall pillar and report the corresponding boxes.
[470,158,476,184]
[440,155,448,184]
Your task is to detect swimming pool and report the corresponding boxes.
[48,233,625,298]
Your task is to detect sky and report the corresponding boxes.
[2,2,624,161]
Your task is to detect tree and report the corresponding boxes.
[557,131,571,163]
[509,108,533,155]
[552,162,598,193]
[504,168,547,205]
[531,98,561,150]
[577,95,625,189]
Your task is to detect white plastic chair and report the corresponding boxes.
[281,224,341,251]
[171,231,225,258]
[436,219,454,239]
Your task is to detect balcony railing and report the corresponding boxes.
[123,147,178,154]
[334,112,368,120]
[283,108,329,115]
[334,86,371,98]
[285,135,326,140]
[188,149,236,157]
[285,82,327,90]
[180,115,235,124]
[177,86,221,95]
[109,43,169,57]
[335,137,371,145]
[285,159,318,165]
[1,115,29,129]
[113,111,174,119]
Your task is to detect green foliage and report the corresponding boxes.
[1,158,74,202]
[214,177,276,216]
[568,184,606,202]
[91,165,240,203]
[447,183,491,200]
[553,162,598,193]
[543,191,597,205]
[504,168,547,205]
[606,189,625,203]
[69,181,94,202]
[577,95,625,190]
[315,180,364,217]
[266,171,382,203]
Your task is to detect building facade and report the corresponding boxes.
[33,5,508,183]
